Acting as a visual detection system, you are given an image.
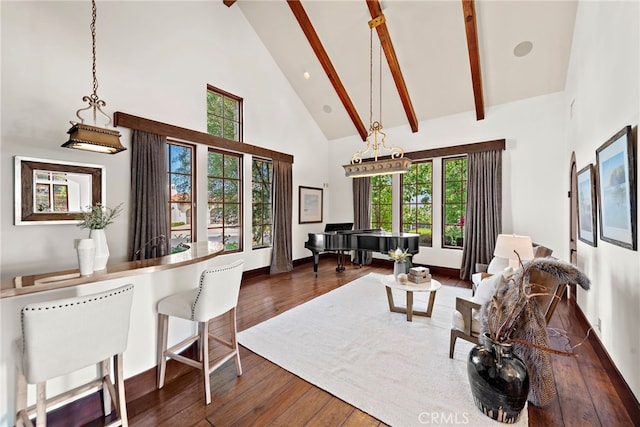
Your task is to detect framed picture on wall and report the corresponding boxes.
[299,186,323,224]
[595,125,637,250]
[576,164,597,246]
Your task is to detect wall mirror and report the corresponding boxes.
[15,156,106,225]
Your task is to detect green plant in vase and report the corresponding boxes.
[78,202,123,271]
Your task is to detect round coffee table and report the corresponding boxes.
[381,274,442,321]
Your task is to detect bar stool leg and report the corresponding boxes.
[115,353,128,427]
[101,359,112,416]
[201,320,211,405]
[35,382,46,427]
[230,308,242,375]
[157,313,168,389]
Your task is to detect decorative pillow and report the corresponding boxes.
[452,271,510,332]
[486,256,509,275]
[473,272,507,305]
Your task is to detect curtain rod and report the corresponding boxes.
[113,112,294,164]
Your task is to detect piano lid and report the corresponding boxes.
[324,222,353,232]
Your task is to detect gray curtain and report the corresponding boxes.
[460,150,502,280]
[270,160,293,273]
[352,176,372,265]
[129,130,169,260]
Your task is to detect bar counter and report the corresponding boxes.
[0,241,228,426]
[1,241,224,298]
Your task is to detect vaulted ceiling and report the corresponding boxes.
[232,0,577,141]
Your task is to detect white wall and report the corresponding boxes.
[564,0,639,399]
[328,93,567,268]
[1,1,330,279]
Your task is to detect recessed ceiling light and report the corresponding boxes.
[322,105,332,113]
[303,71,311,80]
[513,41,533,57]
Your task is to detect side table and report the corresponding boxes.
[381,275,442,321]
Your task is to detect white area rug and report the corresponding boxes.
[238,273,528,426]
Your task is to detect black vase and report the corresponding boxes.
[467,333,529,424]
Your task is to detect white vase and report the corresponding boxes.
[393,261,406,280]
[76,238,95,276]
[90,228,109,271]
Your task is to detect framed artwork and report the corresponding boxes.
[299,186,323,224]
[595,125,637,250]
[576,164,597,246]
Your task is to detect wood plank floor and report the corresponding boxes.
[45,260,638,426]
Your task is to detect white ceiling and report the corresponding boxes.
[236,0,578,141]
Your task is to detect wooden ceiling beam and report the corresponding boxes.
[287,0,368,141]
[462,0,485,120]
[223,0,236,7]
[366,0,418,133]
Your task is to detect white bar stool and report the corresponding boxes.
[15,284,134,427]
[156,260,244,405]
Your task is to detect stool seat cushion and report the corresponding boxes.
[157,288,199,320]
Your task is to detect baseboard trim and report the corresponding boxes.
[573,301,640,421]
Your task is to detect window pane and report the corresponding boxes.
[252,225,264,246]
[223,121,239,141]
[224,180,239,202]
[169,145,191,174]
[208,203,223,226]
[224,204,239,226]
[207,116,223,137]
[207,228,223,245]
[170,202,192,228]
[263,205,272,223]
[252,204,263,226]
[223,155,239,178]
[170,175,191,201]
[208,178,223,202]
[223,227,241,251]
[208,152,223,176]
[223,96,239,120]
[207,91,223,116]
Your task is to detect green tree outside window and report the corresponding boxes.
[443,156,467,248]
[252,159,272,248]
[401,161,433,246]
[208,149,243,252]
[371,175,392,231]
[206,86,242,142]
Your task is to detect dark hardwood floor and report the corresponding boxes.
[45,259,639,426]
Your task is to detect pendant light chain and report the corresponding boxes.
[90,0,99,125]
[379,43,382,126]
[90,0,99,100]
[369,28,373,129]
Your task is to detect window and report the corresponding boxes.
[167,141,194,252]
[208,149,243,252]
[252,159,273,249]
[442,156,467,249]
[371,174,392,231]
[401,161,433,246]
[206,85,243,142]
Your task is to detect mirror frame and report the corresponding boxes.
[14,156,106,225]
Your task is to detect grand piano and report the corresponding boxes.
[304,223,420,276]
